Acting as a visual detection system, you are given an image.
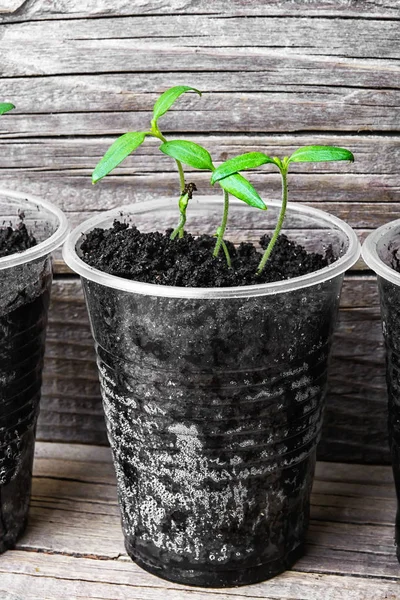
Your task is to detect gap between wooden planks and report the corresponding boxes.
[0,442,397,600]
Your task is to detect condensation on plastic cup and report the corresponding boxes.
[63,197,361,298]
[0,188,69,271]
[362,219,400,284]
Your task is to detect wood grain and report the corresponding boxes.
[1,135,398,173]
[3,0,400,20]
[1,94,399,134]
[0,442,396,599]
[1,16,400,64]
[2,72,400,111]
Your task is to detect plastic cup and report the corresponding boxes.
[362,220,400,563]
[0,188,68,552]
[64,197,360,586]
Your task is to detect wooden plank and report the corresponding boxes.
[2,72,400,114]
[1,135,398,174]
[37,276,390,463]
[1,16,400,62]
[2,0,400,20]
[1,567,400,600]
[1,91,399,134]
[1,555,400,600]
[0,443,397,599]
[0,171,398,228]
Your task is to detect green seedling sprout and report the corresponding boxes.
[92,86,201,240]
[92,88,354,275]
[158,139,266,263]
[0,103,15,115]
[210,146,354,274]
[92,86,266,265]
[92,86,202,240]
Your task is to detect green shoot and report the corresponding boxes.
[92,88,354,276]
[0,103,15,115]
[212,145,354,274]
[160,140,266,262]
[170,183,197,240]
[92,86,201,237]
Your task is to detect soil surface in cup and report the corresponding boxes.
[79,222,333,287]
[0,222,37,258]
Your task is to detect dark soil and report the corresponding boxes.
[79,221,333,287]
[0,222,37,258]
[389,246,400,274]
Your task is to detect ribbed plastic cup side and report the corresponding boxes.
[0,189,68,553]
[362,222,400,564]
[82,274,342,586]
[65,197,360,586]
[376,276,400,561]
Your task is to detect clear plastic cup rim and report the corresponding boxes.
[362,219,400,286]
[0,188,69,270]
[63,197,361,299]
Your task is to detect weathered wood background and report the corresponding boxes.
[1,0,399,463]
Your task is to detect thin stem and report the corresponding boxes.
[176,158,186,193]
[150,125,185,192]
[257,167,288,275]
[151,123,188,239]
[170,213,186,240]
[213,190,229,258]
[221,239,232,268]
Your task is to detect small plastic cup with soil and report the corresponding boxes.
[64,197,360,587]
[64,86,360,587]
[0,189,68,553]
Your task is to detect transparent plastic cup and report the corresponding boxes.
[0,188,68,552]
[64,197,360,587]
[362,221,400,563]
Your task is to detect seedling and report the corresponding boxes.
[92,87,354,274]
[92,86,266,265]
[210,146,354,274]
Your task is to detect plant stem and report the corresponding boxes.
[150,126,185,192]
[221,239,232,268]
[257,166,288,275]
[176,159,186,193]
[170,212,186,240]
[213,190,229,258]
[150,124,188,239]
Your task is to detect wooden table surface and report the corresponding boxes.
[0,442,398,600]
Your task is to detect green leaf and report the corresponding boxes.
[153,86,202,122]
[0,103,15,115]
[211,152,275,184]
[288,145,354,164]
[218,174,266,210]
[160,140,214,171]
[92,132,146,183]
